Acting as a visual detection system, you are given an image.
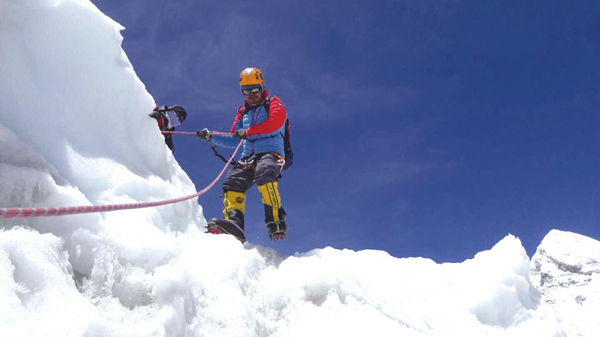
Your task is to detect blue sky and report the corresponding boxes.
[96,0,599,262]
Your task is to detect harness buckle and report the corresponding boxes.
[238,156,256,169]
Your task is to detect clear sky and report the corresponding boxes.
[95,0,600,262]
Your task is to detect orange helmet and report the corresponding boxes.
[239,67,264,86]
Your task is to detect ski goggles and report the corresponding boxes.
[242,86,262,95]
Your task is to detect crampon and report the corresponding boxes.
[267,221,288,241]
[206,218,246,243]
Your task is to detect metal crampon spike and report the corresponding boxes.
[269,232,286,241]
[266,220,288,241]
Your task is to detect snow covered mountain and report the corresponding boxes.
[0,1,597,336]
[531,230,600,337]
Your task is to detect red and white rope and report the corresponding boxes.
[0,139,242,219]
[161,130,231,136]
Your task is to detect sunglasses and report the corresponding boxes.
[242,87,262,95]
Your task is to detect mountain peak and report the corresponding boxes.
[530,229,600,336]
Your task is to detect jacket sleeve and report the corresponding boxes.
[211,112,243,149]
[246,97,286,139]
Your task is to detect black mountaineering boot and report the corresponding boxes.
[266,220,288,241]
[206,191,246,243]
[206,218,246,243]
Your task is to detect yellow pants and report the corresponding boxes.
[222,191,245,229]
[257,181,285,224]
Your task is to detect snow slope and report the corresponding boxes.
[0,1,593,336]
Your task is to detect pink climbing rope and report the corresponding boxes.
[0,140,242,219]
[161,130,231,136]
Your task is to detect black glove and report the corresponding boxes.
[197,128,212,140]
[158,105,168,112]
[235,129,247,140]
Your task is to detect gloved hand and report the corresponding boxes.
[158,105,168,112]
[235,128,247,140]
[197,128,212,140]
